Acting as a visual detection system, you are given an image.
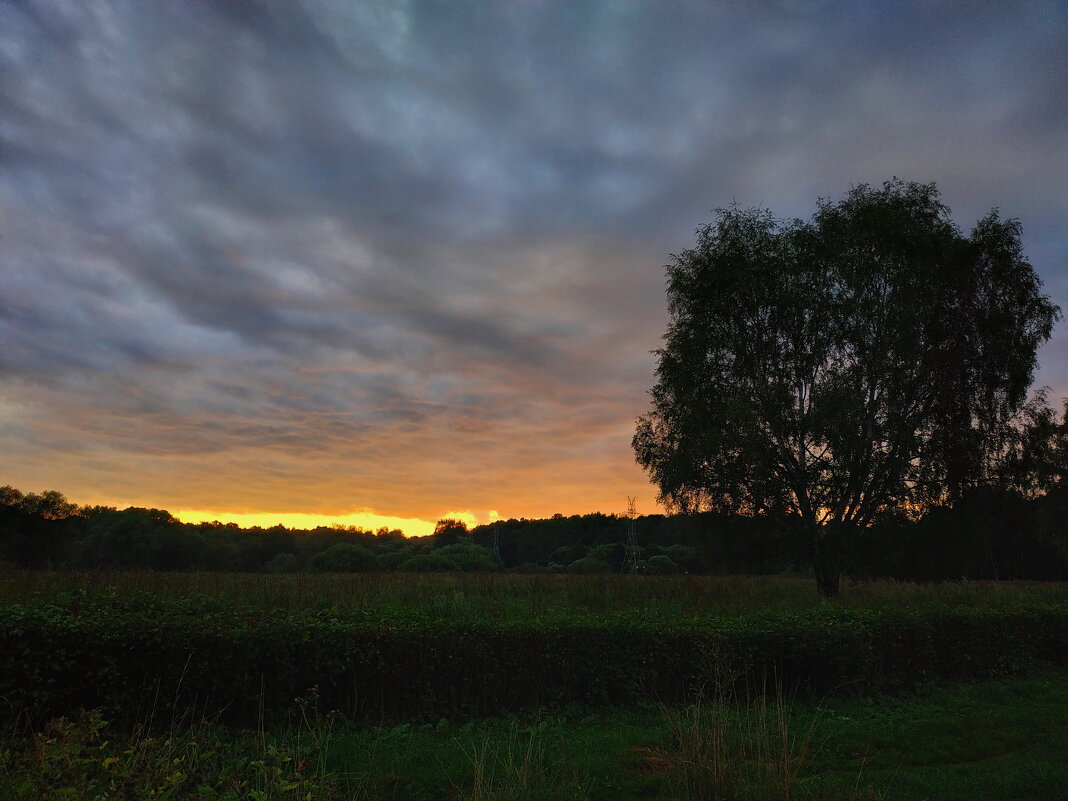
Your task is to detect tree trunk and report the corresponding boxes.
[810,521,842,599]
[814,555,841,599]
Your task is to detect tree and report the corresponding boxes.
[308,542,377,573]
[645,554,680,575]
[432,542,500,572]
[21,489,78,520]
[566,555,610,574]
[0,486,24,508]
[634,180,1060,597]
[0,486,78,520]
[432,518,469,545]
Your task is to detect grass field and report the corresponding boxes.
[4,669,1067,799]
[4,569,1068,621]
[2,570,1067,799]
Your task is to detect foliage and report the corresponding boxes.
[455,719,589,801]
[309,543,377,573]
[0,487,78,521]
[566,556,611,574]
[634,180,1060,596]
[7,670,1068,801]
[6,481,1068,581]
[2,588,1067,728]
[658,681,820,801]
[1,708,340,800]
[398,553,459,572]
[646,555,680,575]
[432,542,500,572]
[433,518,470,545]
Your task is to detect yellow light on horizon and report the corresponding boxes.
[171,507,499,537]
[173,509,437,537]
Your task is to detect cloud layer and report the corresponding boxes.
[2,1,1066,526]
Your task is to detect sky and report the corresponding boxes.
[2,1,1067,535]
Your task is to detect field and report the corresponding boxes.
[6,569,1068,619]
[2,570,1068,799]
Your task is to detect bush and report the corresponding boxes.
[567,557,611,574]
[3,598,1067,727]
[308,543,376,573]
[264,552,300,573]
[433,542,499,572]
[398,553,458,572]
[660,545,697,571]
[510,562,554,574]
[646,555,680,575]
[376,549,413,570]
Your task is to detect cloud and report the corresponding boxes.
[1,0,1066,526]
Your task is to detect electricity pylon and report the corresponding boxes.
[622,496,641,573]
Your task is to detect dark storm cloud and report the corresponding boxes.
[2,0,1066,519]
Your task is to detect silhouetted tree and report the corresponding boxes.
[432,541,499,572]
[634,180,1060,597]
[432,518,469,546]
[308,542,377,572]
[566,555,610,574]
[0,487,78,520]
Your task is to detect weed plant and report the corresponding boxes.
[0,709,341,800]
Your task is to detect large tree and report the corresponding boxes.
[633,180,1060,597]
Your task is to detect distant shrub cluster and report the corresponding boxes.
[2,594,1066,726]
[3,483,1068,580]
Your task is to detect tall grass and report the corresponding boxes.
[657,681,817,801]
[456,721,588,801]
[11,668,1067,800]
[2,568,1066,622]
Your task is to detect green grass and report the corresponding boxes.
[3,570,1067,798]
[325,670,1068,800]
[5,670,1068,800]
[803,672,1068,800]
[4,569,1068,623]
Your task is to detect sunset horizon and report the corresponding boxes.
[3,2,1066,535]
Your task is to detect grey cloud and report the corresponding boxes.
[1,0,1066,518]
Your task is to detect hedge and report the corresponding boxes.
[2,597,1066,726]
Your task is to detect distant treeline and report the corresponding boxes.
[2,484,1067,580]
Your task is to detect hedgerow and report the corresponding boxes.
[2,594,1066,727]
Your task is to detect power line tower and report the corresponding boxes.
[622,496,641,573]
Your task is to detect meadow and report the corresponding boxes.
[2,570,1068,799]
[5,568,1068,620]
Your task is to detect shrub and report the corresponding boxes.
[2,598,1067,727]
[398,553,458,572]
[510,563,554,574]
[567,557,610,575]
[433,543,500,572]
[265,552,300,573]
[646,555,680,575]
[308,543,376,573]
[376,549,413,570]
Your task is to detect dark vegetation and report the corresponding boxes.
[7,667,1068,800]
[3,584,1068,728]
[5,184,1067,585]
[4,472,1068,580]
[4,572,1068,798]
[635,180,1061,596]
[4,180,1068,798]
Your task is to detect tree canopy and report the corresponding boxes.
[633,180,1060,597]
